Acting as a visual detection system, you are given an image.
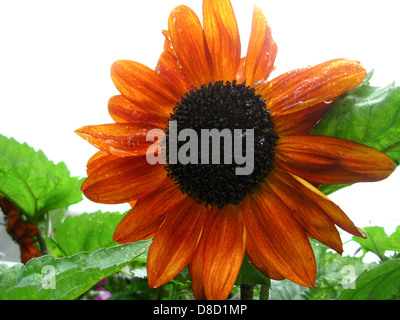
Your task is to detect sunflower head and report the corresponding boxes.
[165,80,278,208]
[76,0,395,300]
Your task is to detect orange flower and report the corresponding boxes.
[76,0,395,299]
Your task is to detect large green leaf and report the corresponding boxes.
[52,211,125,256]
[0,134,83,219]
[338,259,400,300]
[312,72,400,195]
[0,241,150,300]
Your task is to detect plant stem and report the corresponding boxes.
[240,284,256,300]
[35,226,50,255]
[259,283,270,300]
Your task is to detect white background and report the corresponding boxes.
[1,0,400,256]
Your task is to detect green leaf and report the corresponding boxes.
[0,134,83,219]
[312,71,400,195]
[338,259,400,300]
[384,226,400,252]
[52,211,125,256]
[0,241,151,300]
[352,226,389,261]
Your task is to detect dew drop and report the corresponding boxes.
[357,227,368,238]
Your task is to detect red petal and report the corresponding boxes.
[168,5,214,86]
[272,100,334,136]
[86,151,119,175]
[147,200,208,288]
[203,205,246,300]
[282,171,365,238]
[76,123,164,157]
[243,183,316,287]
[81,156,167,204]
[275,135,396,184]
[203,0,241,82]
[261,59,366,115]
[113,179,188,243]
[111,60,179,119]
[269,170,343,253]
[235,56,246,83]
[108,95,168,127]
[188,210,217,300]
[244,6,277,86]
[245,235,285,281]
[261,59,366,135]
[75,123,164,157]
[156,50,192,96]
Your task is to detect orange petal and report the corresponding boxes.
[113,179,188,243]
[245,235,285,281]
[275,135,396,184]
[243,183,316,287]
[203,0,241,82]
[263,60,366,136]
[269,170,343,253]
[244,6,277,86]
[188,209,217,300]
[81,156,167,204]
[272,100,335,136]
[168,5,214,86]
[283,171,365,237]
[111,60,179,119]
[235,56,246,83]
[86,151,119,175]
[161,29,175,55]
[155,50,192,96]
[260,59,366,116]
[147,199,208,288]
[108,95,168,127]
[203,205,246,300]
[76,123,162,157]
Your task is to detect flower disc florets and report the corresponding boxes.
[165,80,279,208]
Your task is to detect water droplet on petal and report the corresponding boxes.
[357,227,368,238]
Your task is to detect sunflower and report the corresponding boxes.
[76,0,395,300]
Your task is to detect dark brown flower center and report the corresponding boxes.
[165,81,278,208]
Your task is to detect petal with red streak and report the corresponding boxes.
[203,0,241,82]
[81,156,167,204]
[111,60,180,118]
[244,6,277,86]
[168,5,214,86]
[275,135,396,184]
[113,179,188,243]
[147,200,208,288]
[203,205,246,300]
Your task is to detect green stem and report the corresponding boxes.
[240,284,256,300]
[259,283,270,300]
[35,225,50,255]
[382,141,400,155]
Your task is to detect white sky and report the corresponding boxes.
[1,0,400,251]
